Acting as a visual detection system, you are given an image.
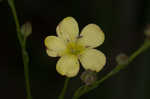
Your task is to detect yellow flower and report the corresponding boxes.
[44,17,106,77]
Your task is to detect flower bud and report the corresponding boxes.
[144,24,150,39]
[21,21,32,38]
[80,70,97,85]
[116,53,128,65]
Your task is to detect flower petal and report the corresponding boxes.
[77,24,105,48]
[56,55,80,77]
[56,17,79,42]
[46,49,58,57]
[79,49,106,72]
[44,36,66,57]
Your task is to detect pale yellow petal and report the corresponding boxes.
[46,49,58,57]
[77,24,105,48]
[56,55,80,77]
[44,36,66,57]
[56,17,79,42]
[79,49,106,72]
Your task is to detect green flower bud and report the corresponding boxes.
[21,21,32,38]
[80,70,97,85]
[116,53,128,65]
[144,24,150,40]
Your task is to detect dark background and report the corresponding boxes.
[1,0,150,99]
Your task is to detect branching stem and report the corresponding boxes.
[8,0,32,99]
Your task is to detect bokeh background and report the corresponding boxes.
[1,0,150,99]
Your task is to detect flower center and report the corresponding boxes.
[66,42,85,55]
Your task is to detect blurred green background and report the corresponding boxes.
[1,0,150,99]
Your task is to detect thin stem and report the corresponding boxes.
[8,0,23,45]
[72,40,150,99]
[8,0,32,99]
[22,49,32,99]
[58,78,70,99]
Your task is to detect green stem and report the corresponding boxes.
[72,40,150,99]
[8,0,23,46]
[58,78,70,99]
[8,0,32,99]
[22,48,32,99]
